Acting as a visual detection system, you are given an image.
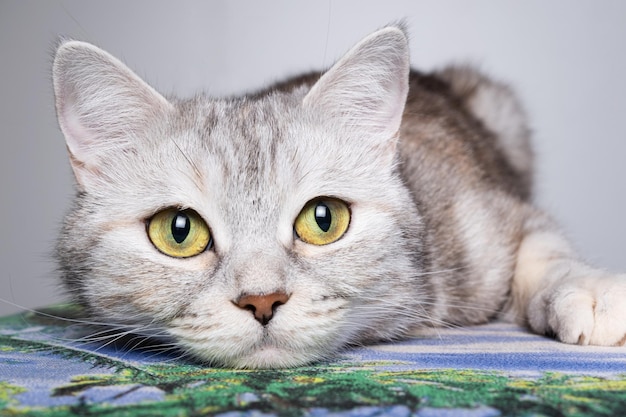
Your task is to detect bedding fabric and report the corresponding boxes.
[1,305,626,416]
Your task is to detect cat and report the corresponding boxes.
[52,25,626,369]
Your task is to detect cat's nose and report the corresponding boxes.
[234,292,290,326]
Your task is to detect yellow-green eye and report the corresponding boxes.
[147,208,211,258]
[294,198,350,245]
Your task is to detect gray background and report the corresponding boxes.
[1,0,625,315]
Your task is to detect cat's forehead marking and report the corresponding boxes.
[218,99,288,190]
[179,96,300,244]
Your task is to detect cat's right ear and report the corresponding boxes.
[53,40,173,190]
[303,26,410,166]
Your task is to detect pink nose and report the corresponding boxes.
[235,292,290,325]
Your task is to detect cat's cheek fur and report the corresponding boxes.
[77,224,217,322]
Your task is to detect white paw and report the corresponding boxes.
[528,263,626,346]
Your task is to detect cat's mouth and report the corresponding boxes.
[168,318,333,369]
[167,293,348,369]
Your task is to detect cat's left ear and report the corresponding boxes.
[303,26,410,165]
[53,40,173,190]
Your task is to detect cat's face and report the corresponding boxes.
[54,27,427,368]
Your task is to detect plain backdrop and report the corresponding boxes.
[1,0,625,315]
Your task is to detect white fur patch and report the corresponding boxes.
[514,229,626,346]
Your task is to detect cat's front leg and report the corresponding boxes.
[527,261,626,345]
[504,213,626,346]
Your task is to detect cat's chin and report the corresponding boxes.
[234,347,317,369]
[190,345,321,369]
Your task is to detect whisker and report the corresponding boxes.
[0,300,177,358]
[169,137,203,182]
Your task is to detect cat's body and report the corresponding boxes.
[53,26,626,368]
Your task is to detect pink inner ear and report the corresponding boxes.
[57,96,110,191]
[388,77,409,131]
[60,103,98,168]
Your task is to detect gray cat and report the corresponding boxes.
[53,26,626,369]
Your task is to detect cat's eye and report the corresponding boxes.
[294,198,350,246]
[147,208,212,258]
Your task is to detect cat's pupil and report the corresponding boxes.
[315,203,332,232]
[171,212,190,244]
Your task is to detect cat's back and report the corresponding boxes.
[400,67,532,202]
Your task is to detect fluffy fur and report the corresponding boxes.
[53,26,626,369]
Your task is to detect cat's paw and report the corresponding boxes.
[527,263,626,346]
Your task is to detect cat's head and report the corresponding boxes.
[53,26,426,368]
